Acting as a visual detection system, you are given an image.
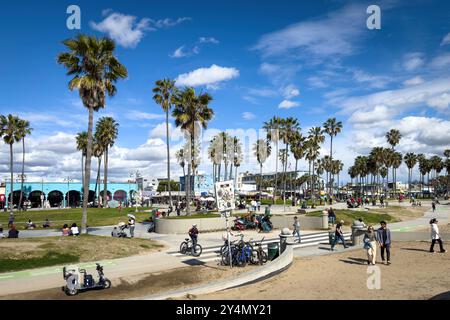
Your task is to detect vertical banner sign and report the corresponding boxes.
[215,180,235,213]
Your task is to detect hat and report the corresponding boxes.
[192,224,197,227]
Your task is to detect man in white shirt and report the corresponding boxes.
[430,218,446,253]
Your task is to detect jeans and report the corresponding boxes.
[129,225,135,237]
[328,217,336,224]
[293,230,301,242]
[430,239,445,252]
[331,234,347,249]
[380,244,391,261]
[191,235,198,252]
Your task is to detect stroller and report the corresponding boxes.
[112,222,128,237]
[256,215,273,232]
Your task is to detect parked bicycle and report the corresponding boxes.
[251,237,268,265]
[179,238,202,257]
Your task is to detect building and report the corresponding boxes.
[179,174,215,196]
[2,181,138,208]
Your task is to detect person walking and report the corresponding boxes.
[328,207,336,225]
[363,226,377,265]
[292,216,301,243]
[431,201,436,212]
[128,216,135,238]
[429,218,447,253]
[331,220,348,251]
[376,221,392,265]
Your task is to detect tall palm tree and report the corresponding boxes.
[17,119,32,209]
[382,148,394,197]
[75,131,88,189]
[0,114,21,213]
[404,153,417,197]
[232,137,243,188]
[280,117,299,209]
[392,152,403,196]
[96,117,119,208]
[153,79,177,207]
[430,155,444,196]
[444,150,450,196]
[254,139,271,200]
[304,138,320,207]
[172,87,214,215]
[263,116,282,203]
[208,135,222,183]
[308,127,325,204]
[290,130,305,206]
[386,129,402,198]
[323,118,343,197]
[58,34,127,233]
[92,135,104,208]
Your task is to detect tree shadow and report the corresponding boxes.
[339,257,368,265]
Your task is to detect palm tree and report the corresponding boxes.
[323,118,343,197]
[263,116,282,203]
[308,127,325,205]
[304,138,320,207]
[75,131,88,189]
[92,135,104,208]
[382,148,394,197]
[172,87,214,215]
[208,135,222,183]
[280,117,299,209]
[444,150,450,196]
[386,129,402,198]
[391,152,403,196]
[370,147,384,197]
[153,79,177,207]
[96,117,119,208]
[290,130,305,206]
[0,114,21,213]
[58,34,127,233]
[404,153,417,198]
[17,119,32,209]
[254,139,271,200]
[232,137,243,189]
[430,155,444,196]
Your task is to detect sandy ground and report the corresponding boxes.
[416,223,450,234]
[194,241,450,300]
[2,262,248,300]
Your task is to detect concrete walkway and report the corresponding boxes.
[0,202,447,297]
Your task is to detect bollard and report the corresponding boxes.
[322,210,329,229]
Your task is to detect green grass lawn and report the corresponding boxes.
[0,234,164,273]
[0,207,155,230]
[306,209,400,226]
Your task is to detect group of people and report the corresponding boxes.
[61,223,80,236]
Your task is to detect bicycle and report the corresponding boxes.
[251,237,268,265]
[179,238,202,257]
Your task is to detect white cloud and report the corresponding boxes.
[175,64,239,87]
[430,53,450,69]
[242,112,256,120]
[403,76,424,86]
[440,32,450,46]
[427,93,450,111]
[307,76,328,88]
[254,4,366,59]
[278,100,300,109]
[351,69,392,89]
[125,110,165,120]
[247,87,278,97]
[150,17,191,28]
[169,45,200,58]
[348,105,393,128]
[282,85,300,99]
[402,52,425,71]
[90,12,152,48]
[149,122,183,141]
[199,37,219,44]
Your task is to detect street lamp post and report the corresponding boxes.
[63,177,73,208]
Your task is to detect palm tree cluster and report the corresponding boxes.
[0,114,33,213]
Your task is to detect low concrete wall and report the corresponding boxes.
[156,215,325,234]
[271,215,324,230]
[142,244,294,300]
[155,217,226,234]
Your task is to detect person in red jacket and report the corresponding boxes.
[189,224,199,251]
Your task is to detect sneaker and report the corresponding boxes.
[387,261,391,265]
[440,250,447,253]
[367,261,370,265]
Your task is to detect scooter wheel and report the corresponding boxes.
[65,288,78,296]
[103,279,112,289]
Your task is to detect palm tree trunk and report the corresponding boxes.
[81,154,84,195]
[96,157,102,208]
[9,143,14,214]
[234,165,238,191]
[224,161,228,181]
[293,159,298,206]
[274,141,279,204]
[103,146,109,208]
[19,138,26,209]
[329,135,333,197]
[229,164,233,181]
[217,163,221,182]
[259,164,263,201]
[165,109,172,207]
[186,163,191,215]
[82,107,94,234]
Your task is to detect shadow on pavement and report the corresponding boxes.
[429,291,450,300]
[401,248,429,252]
[339,257,367,265]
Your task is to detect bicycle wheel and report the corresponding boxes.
[192,244,202,257]
[258,250,268,264]
[250,249,259,265]
[179,242,188,254]
[236,251,247,267]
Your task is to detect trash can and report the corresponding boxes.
[351,225,365,246]
[267,242,279,261]
[329,231,336,245]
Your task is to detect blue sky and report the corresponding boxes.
[1,0,450,183]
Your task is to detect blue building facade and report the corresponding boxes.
[179,174,214,196]
[3,181,138,208]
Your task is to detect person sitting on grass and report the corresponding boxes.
[0,224,5,239]
[8,225,19,238]
[26,219,36,230]
[62,224,70,236]
[42,218,51,228]
[70,223,80,236]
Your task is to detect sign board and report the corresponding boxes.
[215,180,235,212]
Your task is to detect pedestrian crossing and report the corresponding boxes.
[167,231,352,263]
